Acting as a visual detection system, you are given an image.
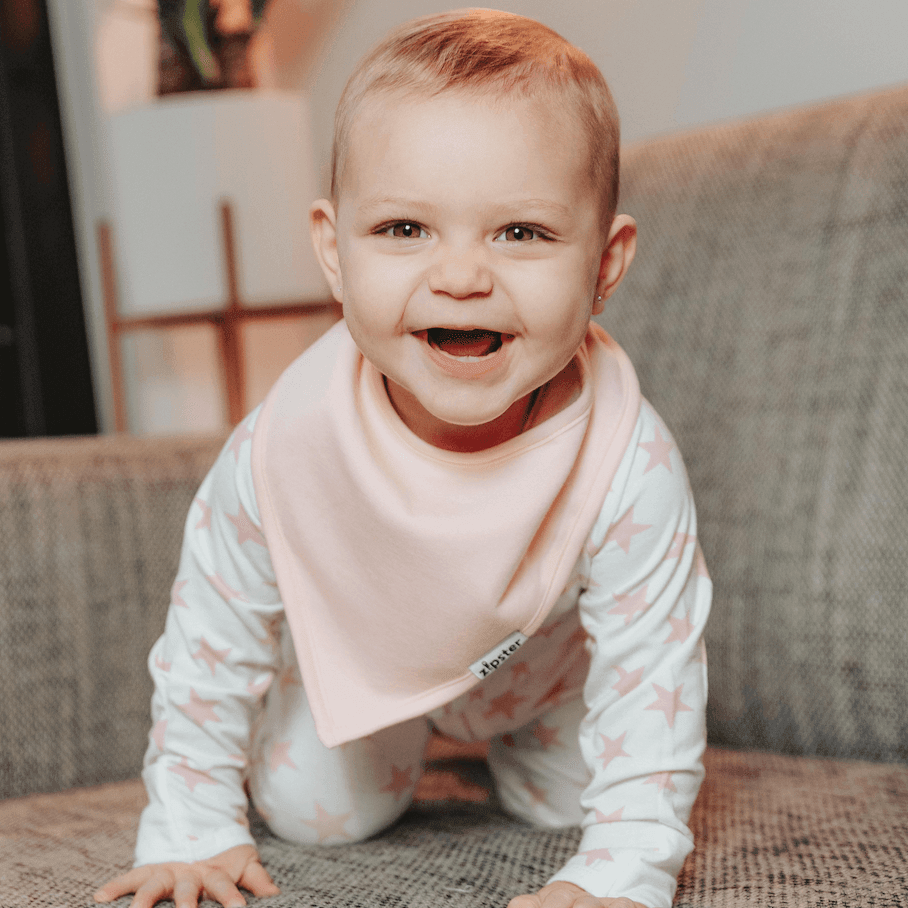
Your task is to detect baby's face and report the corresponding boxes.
[326,90,608,449]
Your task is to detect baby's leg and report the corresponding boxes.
[248,635,431,844]
[486,695,590,828]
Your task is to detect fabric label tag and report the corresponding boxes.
[469,631,529,679]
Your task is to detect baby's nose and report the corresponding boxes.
[428,244,493,298]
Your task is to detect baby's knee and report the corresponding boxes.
[250,768,414,846]
[492,774,586,829]
[487,732,589,829]
[258,795,407,846]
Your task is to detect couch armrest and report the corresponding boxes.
[0,433,225,798]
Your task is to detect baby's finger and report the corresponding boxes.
[507,896,542,908]
[540,888,580,908]
[201,867,247,908]
[172,873,205,908]
[94,867,150,902]
[130,872,180,908]
[568,896,602,908]
[239,859,281,897]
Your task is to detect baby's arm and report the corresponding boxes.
[96,411,285,905]
[543,402,711,908]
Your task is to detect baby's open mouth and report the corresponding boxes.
[426,328,505,358]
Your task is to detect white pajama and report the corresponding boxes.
[135,399,711,907]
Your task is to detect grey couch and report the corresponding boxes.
[1,82,906,907]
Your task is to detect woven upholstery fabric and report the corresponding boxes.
[598,85,908,762]
[0,434,225,799]
[2,748,907,908]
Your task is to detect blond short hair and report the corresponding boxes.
[331,9,621,229]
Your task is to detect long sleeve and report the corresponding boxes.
[548,401,711,907]
[134,408,284,866]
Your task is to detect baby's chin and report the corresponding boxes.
[399,389,540,452]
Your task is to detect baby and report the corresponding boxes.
[95,9,710,908]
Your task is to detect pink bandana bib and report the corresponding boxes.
[252,321,640,746]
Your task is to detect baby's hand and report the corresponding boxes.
[93,844,279,908]
[508,880,649,908]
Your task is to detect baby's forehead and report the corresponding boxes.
[347,85,587,156]
[334,83,611,225]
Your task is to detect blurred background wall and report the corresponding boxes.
[15,0,908,434]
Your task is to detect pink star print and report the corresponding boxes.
[193,637,231,675]
[645,683,693,728]
[695,544,711,579]
[279,667,301,693]
[152,719,167,750]
[510,662,531,682]
[247,673,273,697]
[665,613,696,644]
[168,758,218,793]
[207,573,249,602]
[171,579,189,608]
[381,765,414,799]
[154,653,172,673]
[645,772,677,792]
[270,740,298,772]
[484,690,526,720]
[257,612,284,648]
[534,622,559,639]
[612,665,645,697]
[533,676,570,710]
[179,688,222,726]
[558,627,589,662]
[605,507,652,555]
[608,585,651,625]
[595,807,624,823]
[227,503,265,547]
[194,497,213,530]
[580,848,614,865]
[468,688,485,702]
[668,531,694,559]
[596,732,630,770]
[532,721,562,750]
[228,422,253,461]
[640,425,674,474]
[303,803,353,843]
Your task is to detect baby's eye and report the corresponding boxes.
[383,222,428,239]
[495,225,545,242]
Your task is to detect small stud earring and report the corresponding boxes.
[596,295,602,302]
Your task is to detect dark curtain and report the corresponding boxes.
[0,0,97,437]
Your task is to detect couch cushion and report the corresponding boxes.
[1,748,906,907]
[0,434,225,798]
[598,84,908,762]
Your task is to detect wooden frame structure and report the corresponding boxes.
[97,200,340,432]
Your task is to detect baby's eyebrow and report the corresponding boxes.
[357,197,437,218]
[356,197,572,223]
[498,199,572,221]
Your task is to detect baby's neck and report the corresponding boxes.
[522,359,583,433]
[424,392,539,453]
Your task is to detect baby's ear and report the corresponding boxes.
[310,199,343,302]
[595,214,637,314]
